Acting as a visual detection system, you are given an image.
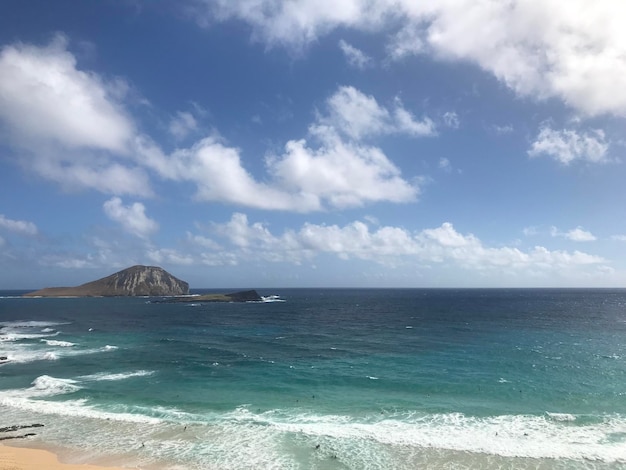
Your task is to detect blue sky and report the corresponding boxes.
[1,0,625,289]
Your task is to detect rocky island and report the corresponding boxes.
[22,266,264,302]
[23,265,189,297]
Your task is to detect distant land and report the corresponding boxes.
[23,265,189,297]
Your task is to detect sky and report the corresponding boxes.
[1,0,626,289]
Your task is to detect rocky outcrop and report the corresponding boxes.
[157,290,263,303]
[24,266,189,297]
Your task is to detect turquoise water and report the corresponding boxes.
[0,289,625,469]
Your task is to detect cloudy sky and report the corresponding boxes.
[1,0,626,289]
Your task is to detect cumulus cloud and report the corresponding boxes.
[0,34,133,152]
[268,125,418,208]
[192,212,607,274]
[0,36,427,212]
[103,197,159,238]
[338,39,372,68]
[201,0,626,117]
[0,36,151,196]
[135,85,424,211]
[202,0,389,50]
[529,127,609,164]
[322,86,435,140]
[550,226,597,242]
[0,214,38,235]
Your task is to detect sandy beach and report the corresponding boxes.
[0,445,132,470]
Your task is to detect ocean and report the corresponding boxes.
[0,288,625,469]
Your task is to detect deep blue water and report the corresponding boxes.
[0,289,625,469]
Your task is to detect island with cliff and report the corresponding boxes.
[23,265,263,302]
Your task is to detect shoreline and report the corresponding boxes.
[0,444,138,470]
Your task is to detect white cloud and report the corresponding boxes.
[0,36,152,196]
[169,111,198,140]
[550,226,597,242]
[338,39,372,69]
[493,124,514,134]
[198,213,607,274]
[387,24,425,60]
[611,235,626,242]
[566,227,597,242]
[269,125,418,208]
[136,86,423,212]
[33,157,152,196]
[0,214,38,235]
[147,248,194,265]
[442,111,459,129]
[0,34,133,152]
[202,0,626,117]
[523,226,539,237]
[103,197,159,239]
[322,86,435,140]
[438,157,451,172]
[203,0,388,50]
[0,37,425,212]
[529,127,609,165]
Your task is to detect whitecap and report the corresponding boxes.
[260,295,286,303]
[79,370,155,382]
[29,375,80,396]
[42,352,59,361]
[42,339,75,347]
[0,320,68,328]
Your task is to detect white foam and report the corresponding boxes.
[0,320,68,328]
[42,351,59,361]
[546,412,577,422]
[0,331,60,342]
[30,375,81,396]
[79,370,155,382]
[0,375,160,425]
[233,408,626,463]
[0,395,161,424]
[42,339,75,347]
[260,295,286,303]
[3,342,119,364]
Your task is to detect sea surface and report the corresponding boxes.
[0,288,625,469]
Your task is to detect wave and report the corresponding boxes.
[29,375,81,396]
[0,331,60,342]
[42,339,76,347]
[0,392,624,467]
[0,320,69,328]
[79,370,155,382]
[2,343,119,365]
[0,320,66,344]
[260,295,286,303]
[220,407,626,463]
